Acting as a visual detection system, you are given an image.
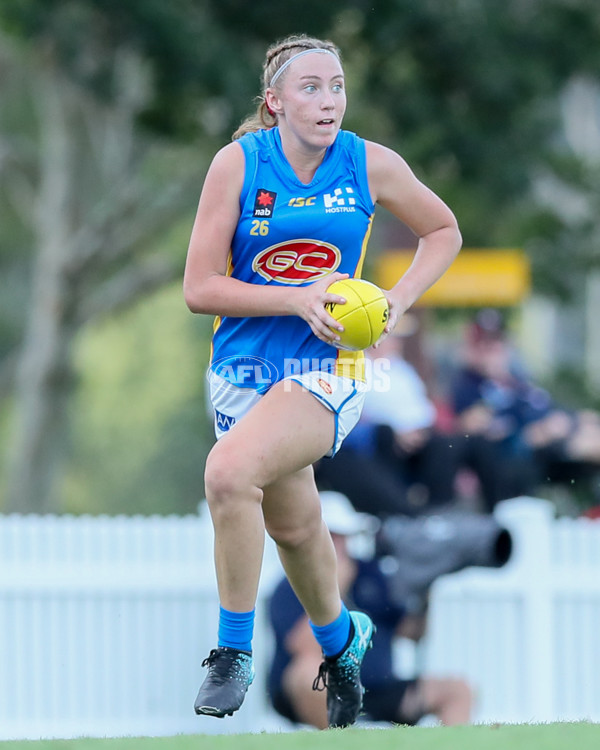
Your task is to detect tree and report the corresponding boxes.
[0,30,203,511]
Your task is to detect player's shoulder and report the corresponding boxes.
[212,139,245,166]
[235,127,278,155]
[364,139,409,172]
[205,140,245,183]
[364,139,417,201]
[335,128,368,156]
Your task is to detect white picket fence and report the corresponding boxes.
[0,497,599,739]
[424,497,600,724]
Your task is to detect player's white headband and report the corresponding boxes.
[269,48,338,88]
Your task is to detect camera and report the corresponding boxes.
[376,509,512,613]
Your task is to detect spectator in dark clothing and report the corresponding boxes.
[266,491,473,728]
[316,327,508,515]
[451,308,600,498]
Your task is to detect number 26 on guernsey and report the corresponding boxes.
[250,219,270,236]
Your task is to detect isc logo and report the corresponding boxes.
[252,240,341,283]
[288,197,316,207]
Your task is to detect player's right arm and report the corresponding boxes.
[365,140,462,339]
[183,142,346,342]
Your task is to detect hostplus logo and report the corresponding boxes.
[323,187,356,213]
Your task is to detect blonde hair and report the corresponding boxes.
[232,34,341,140]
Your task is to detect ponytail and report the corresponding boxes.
[232,98,276,140]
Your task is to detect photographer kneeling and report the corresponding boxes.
[266,492,473,728]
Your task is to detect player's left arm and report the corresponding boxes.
[365,140,462,333]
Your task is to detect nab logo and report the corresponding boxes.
[252,240,341,284]
[215,410,236,432]
[253,189,277,218]
[323,187,356,212]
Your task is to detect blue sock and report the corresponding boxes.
[310,604,351,658]
[218,606,255,653]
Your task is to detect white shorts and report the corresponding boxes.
[208,370,367,457]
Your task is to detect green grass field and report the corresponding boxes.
[1,724,599,750]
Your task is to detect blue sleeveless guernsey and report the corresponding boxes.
[210,127,376,393]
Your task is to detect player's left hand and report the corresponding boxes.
[372,290,406,348]
[293,272,350,345]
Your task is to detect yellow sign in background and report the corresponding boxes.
[375,249,531,306]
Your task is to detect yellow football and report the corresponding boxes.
[325,278,389,350]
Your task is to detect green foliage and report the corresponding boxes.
[0,40,36,360]
[0,0,340,140]
[344,2,600,244]
[66,282,215,515]
[1,0,212,137]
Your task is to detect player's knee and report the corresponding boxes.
[266,514,321,550]
[204,446,253,504]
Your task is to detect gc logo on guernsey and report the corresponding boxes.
[252,239,341,283]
